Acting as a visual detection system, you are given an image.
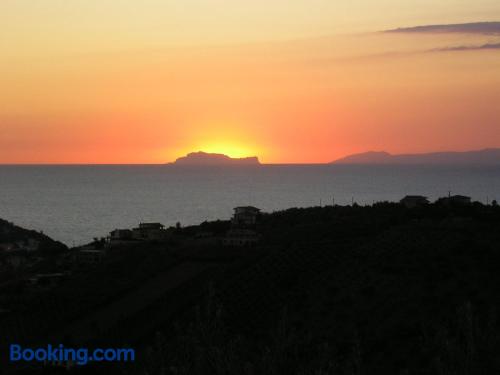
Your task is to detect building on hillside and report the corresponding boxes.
[231,206,261,228]
[437,195,472,206]
[223,206,261,247]
[450,195,472,205]
[109,229,133,241]
[132,222,168,241]
[223,229,260,247]
[76,249,105,265]
[400,195,429,208]
[1,239,40,253]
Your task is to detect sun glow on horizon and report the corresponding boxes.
[174,121,263,161]
[1,1,500,164]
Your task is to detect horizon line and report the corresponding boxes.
[2,147,499,166]
[0,162,329,166]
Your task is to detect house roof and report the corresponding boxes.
[138,222,165,228]
[234,206,261,211]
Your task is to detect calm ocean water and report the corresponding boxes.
[1,164,499,246]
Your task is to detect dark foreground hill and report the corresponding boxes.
[3,202,500,374]
[0,218,67,255]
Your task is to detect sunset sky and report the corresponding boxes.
[1,1,500,163]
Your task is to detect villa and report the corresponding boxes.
[223,229,260,247]
[231,206,261,227]
[132,222,168,241]
[437,195,472,206]
[224,206,261,247]
[400,195,429,208]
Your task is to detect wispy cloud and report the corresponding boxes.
[379,22,500,55]
[384,22,500,35]
[431,42,500,52]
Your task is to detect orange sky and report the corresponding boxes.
[1,1,500,163]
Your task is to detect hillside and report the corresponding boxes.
[0,218,67,255]
[3,203,500,374]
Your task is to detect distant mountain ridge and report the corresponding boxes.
[172,151,260,165]
[332,148,500,165]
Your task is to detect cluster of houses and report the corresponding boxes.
[4,196,487,292]
[109,222,169,243]
[73,207,263,265]
[400,194,472,208]
[6,195,487,295]
[27,210,261,292]
[74,222,169,265]
[0,238,40,271]
[0,243,70,289]
[4,194,481,271]
[0,238,39,253]
[70,193,481,268]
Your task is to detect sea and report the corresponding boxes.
[1,164,499,246]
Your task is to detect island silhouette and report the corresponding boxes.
[171,148,500,165]
[171,151,260,165]
[332,148,500,165]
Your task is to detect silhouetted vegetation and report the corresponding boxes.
[3,201,500,374]
[0,218,67,255]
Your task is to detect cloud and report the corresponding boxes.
[384,22,500,35]
[381,22,500,55]
[431,42,500,52]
